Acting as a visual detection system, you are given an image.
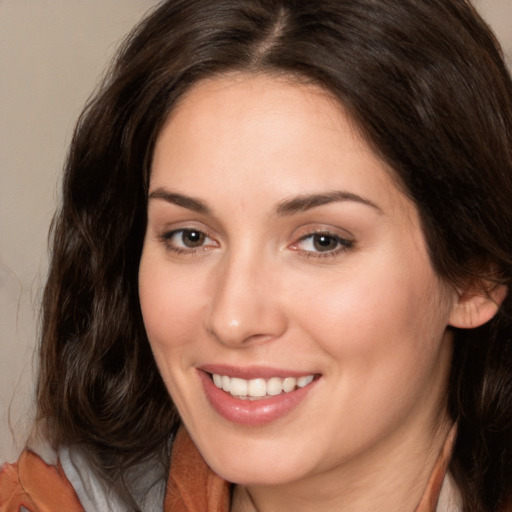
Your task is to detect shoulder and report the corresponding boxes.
[1,435,168,512]
[0,450,83,512]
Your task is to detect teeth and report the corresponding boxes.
[297,375,314,388]
[267,377,283,396]
[213,374,223,388]
[282,377,296,392]
[248,378,267,397]
[211,373,315,398]
[229,377,248,396]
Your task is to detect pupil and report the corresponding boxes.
[313,234,337,251]
[184,230,204,247]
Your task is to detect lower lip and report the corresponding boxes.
[198,371,318,426]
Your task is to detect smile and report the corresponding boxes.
[212,374,315,399]
[199,368,320,425]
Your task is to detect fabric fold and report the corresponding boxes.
[0,450,84,512]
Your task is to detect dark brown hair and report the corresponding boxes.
[37,0,512,509]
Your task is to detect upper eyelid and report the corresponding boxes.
[297,231,351,242]
[156,220,214,236]
[149,211,225,238]
[161,226,210,236]
[161,227,216,243]
[292,223,355,240]
[293,232,353,248]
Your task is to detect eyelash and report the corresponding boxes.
[292,232,354,259]
[158,228,354,258]
[159,228,217,255]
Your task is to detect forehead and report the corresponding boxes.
[151,73,411,217]
[168,72,345,126]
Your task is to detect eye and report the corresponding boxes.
[160,228,217,253]
[293,232,353,255]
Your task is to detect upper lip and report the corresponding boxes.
[199,364,318,380]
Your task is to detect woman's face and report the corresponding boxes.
[139,74,456,487]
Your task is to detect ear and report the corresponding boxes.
[449,281,507,329]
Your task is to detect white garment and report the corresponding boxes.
[59,446,166,512]
[437,472,463,512]
[27,429,166,512]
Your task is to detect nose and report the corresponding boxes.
[204,252,287,347]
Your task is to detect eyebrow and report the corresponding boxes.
[275,191,382,216]
[148,188,382,216]
[148,188,211,214]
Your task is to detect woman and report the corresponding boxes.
[1,0,511,511]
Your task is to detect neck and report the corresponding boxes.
[231,415,453,512]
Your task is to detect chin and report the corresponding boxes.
[215,464,303,487]
[199,439,312,487]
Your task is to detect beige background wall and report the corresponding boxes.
[1,0,511,463]
[0,0,158,463]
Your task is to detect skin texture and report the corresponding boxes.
[139,74,460,512]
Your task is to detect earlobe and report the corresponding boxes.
[448,283,507,329]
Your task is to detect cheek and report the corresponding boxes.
[290,254,452,385]
[286,262,453,453]
[138,251,206,356]
[138,251,212,424]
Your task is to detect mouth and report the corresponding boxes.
[211,373,315,400]
[198,366,320,426]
